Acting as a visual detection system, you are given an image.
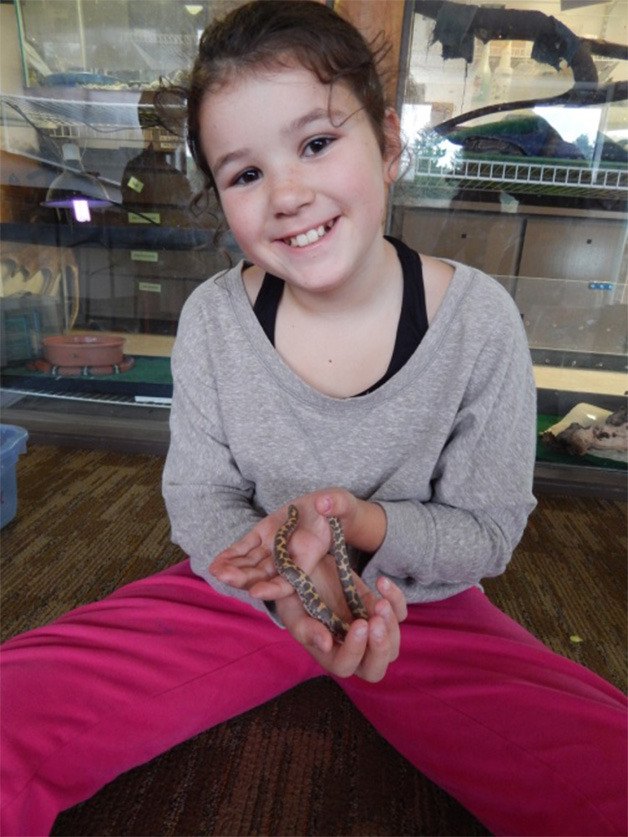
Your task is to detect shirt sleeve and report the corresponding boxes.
[162,290,271,616]
[362,310,538,601]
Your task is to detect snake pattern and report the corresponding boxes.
[273,505,368,642]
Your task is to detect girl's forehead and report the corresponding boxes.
[196,64,376,170]
[204,62,353,107]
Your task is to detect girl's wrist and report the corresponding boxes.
[349,499,387,554]
[315,490,387,554]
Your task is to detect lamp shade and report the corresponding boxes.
[42,143,111,221]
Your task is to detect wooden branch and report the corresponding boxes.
[413,1,627,133]
[582,38,628,62]
[414,0,597,84]
[433,80,628,135]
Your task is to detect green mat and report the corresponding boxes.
[2,355,173,385]
[1,358,625,472]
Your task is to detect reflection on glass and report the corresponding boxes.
[393,0,627,393]
[0,0,242,409]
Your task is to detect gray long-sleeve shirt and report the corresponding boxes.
[162,258,537,616]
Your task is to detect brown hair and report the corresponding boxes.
[186,0,391,197]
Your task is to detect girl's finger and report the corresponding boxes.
[210,553,274,587]
[323,619,369,678]
[352,608,400,682]
[228,545,270,568]
[249,575,295,600]
[209,563,252,588]
[376,576,408,622]
[372,599,401,662]
[215,529,263,562]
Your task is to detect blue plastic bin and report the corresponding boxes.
[1,424,28,529]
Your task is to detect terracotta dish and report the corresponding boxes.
[43,335,125,367]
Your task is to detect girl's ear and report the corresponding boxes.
[382,107,402,184]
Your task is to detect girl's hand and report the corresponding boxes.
[276,574,407,682]
[209,488,386,600]
[209,497,333,597]
[210,489,404,681]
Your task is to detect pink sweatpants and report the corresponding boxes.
[1,560,626,836]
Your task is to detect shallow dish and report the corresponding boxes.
[43,334,125,367]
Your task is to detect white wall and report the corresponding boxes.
[0,5,25,94]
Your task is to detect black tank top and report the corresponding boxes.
[253,236,428,395]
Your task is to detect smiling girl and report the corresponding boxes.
[1,2,626,834]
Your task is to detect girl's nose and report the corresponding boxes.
[268,170,314,216]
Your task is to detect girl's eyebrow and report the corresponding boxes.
[213,148,252,179]
[212,108,346,178]
[284,107,342,135]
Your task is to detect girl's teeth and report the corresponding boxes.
[290,224,326,248]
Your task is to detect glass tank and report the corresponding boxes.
[389,0,627,491]
[0,0,626,490]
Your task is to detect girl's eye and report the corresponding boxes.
[303,136,334,157]
[232,168,260,186]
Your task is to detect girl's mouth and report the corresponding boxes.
[285,219,335,248]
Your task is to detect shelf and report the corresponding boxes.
[2,389,624,498]
[410,154,628,202]
[0,220,215,251]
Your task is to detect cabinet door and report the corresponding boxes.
[516,217,627,357]
[519,217,627,283]
[80,247,137,327]
[400,208,524,279]
[135,278,197,334]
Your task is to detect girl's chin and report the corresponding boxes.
[283,268,354,297]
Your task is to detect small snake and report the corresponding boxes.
[273,505,368,641]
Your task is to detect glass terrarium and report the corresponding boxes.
[13,0,239,88]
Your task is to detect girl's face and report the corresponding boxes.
[199,65,399,297]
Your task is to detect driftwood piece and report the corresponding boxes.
[434,81,628,136]
[415,1,597,79]
[542,405,628,458]
[413,0,627,133]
